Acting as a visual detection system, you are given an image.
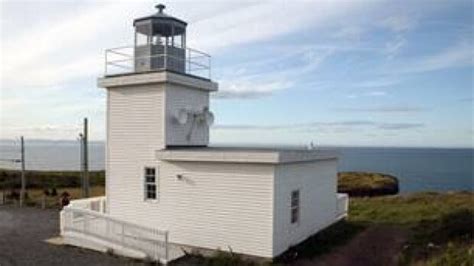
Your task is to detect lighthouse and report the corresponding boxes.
[59,4,347,263]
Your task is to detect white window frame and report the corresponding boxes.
[144,167,158,201]
[291,189,300,224]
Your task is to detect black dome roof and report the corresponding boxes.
[133,4,187,27]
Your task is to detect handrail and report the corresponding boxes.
[63,207,169,235]
[61,204,170,263]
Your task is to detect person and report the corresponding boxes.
[59,191,70,209]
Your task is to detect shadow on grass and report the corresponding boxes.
[170,220,365,266]
[275,220,366,264]
[400,209,474,265]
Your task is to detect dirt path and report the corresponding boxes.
[292,225,409,266]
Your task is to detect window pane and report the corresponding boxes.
[147,191,156,199]
[145,168,155,176]
[291,190,300,224]
[291,190,299,207]
[146,176,155,183]
[291,208,299,223]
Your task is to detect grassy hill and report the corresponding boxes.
[338,171,399,197]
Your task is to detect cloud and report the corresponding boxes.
[346,90,389,98]
[380,15,417,32]
[385,35,407,59]
[395,40,473,74]
[214,47,333,99]
[187,1,371,53]
[334,106,427,113]
[213,120,424,133]
[1,3,140,89]
[378,122,424,130]
[379,15,417,58]
[366,91,388,97]
[350,78,400,89]
[1,123,83,140]
[214,80,293,99]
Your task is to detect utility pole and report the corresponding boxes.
[78,133,84,197]
[19,136,26,207]
[83,118,90,198]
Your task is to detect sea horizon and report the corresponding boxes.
[0,138,472,150]
[1,139,472,193]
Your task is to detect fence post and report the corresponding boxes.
[164,44,168,69]
[165,231,169,263]
[41,194,46,209]
[106,218,110,240]
[84,213,88,233]
[121,223,125,246]
[59,210,65,235]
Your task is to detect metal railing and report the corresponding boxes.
[105,45,211,79]
[61,199,169,263]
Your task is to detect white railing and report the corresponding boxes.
[61,199,169,263]
[68,196,106,212]
[105,45,211,79]
[336,193,349,219]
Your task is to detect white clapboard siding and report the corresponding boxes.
[165,84,210,146]
[111,161,275,258]
[106,85,166,222]
[272,159,338,256]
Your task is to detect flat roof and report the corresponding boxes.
[98,71,218,91]
[156,146,338,164]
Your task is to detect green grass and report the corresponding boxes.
[349,192,474,265]
[416,242,474,266]
[0,169,105,189]
[22,186,105,208]
[349,192,474,225]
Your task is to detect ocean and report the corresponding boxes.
[0,140,472,193]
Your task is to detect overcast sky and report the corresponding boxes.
[0,0,473,148]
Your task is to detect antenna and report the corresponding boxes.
[175,109,189,125]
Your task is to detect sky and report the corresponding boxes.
[0,0,473,148]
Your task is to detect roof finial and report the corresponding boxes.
[155,4,165,13]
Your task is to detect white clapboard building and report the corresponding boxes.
[60,4,348,264]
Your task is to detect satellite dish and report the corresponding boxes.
[204,110,214,126]
[175,109,188,125]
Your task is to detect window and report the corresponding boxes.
[144,167,157,200]
[291,190,300,224]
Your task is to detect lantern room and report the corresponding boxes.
[133,4,187,73]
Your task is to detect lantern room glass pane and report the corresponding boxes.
[136,32,149,46]
[173,33,183,48]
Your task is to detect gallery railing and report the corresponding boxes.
[104,45,211,79]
